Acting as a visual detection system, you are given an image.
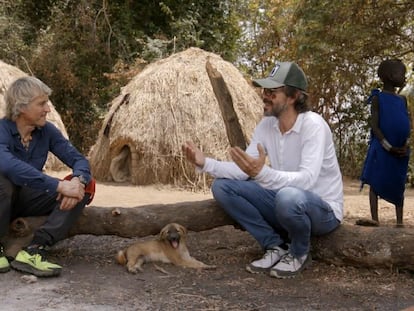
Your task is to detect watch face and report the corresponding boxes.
[78,175,87,185]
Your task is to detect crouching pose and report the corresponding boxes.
[0,76,94,277]
[182,61,343,278]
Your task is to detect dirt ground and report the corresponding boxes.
[1,173,413,311]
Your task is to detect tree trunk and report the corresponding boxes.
[3,200,414,271]
[312,224,414,271]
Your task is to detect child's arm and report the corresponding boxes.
[402,94,410,134]
[370,95,387,143]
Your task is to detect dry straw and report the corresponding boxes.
[89,47,263,190]
[0,60,68,171]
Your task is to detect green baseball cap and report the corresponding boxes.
[253,61,308,92]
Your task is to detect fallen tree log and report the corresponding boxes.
[312,225,414,271]
[2,200,235,257]
[3,199,414,271]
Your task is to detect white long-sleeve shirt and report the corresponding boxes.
[199,112,344,221]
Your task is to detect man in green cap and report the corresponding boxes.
[182,61,343,278]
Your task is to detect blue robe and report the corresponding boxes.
[360,89,410,206]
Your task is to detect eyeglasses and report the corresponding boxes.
[262,87,285,96]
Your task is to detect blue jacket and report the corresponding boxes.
[0,118,91,194]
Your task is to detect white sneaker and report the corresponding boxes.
[246,246,288,273]
[270,252,311,279]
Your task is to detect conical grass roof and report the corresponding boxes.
[89,47,263,189]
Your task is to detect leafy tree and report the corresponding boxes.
[28,0,114,153]
[292,0,414,177]
[3,0,412,180]
[0,0,31,65]
[103,0,241,62]
[236,0,414,177]
[1,0,242,152]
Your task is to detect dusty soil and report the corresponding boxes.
[1,173,413,311]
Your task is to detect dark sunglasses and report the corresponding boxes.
[262,87,285,96]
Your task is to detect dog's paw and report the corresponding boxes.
[127,265,143,274]
[127,267,138,274]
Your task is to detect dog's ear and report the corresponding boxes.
[177,224,187,236]
[159,225,169,240]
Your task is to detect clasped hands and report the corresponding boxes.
[57,177,85,211]
[389,144,409,158]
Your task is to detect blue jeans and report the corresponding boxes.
[212,178,340,257]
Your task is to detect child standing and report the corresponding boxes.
[360,59,410,227]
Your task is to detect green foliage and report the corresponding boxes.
[28,0,114,153]
[235,0,287,75]
[91,0,241,63]
[0,1,31,65]
[291,0,414,177]
[236,0,414,177]
[1,0,241,152]
[1,0,413,180]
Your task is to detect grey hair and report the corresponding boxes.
[4,76,52,120]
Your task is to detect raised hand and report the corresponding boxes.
[182,141,206,167]
[230,144,266,177]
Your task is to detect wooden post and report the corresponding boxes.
[206,58,247,150]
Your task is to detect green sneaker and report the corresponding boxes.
[0,245,10,273]
[11,249,62,277]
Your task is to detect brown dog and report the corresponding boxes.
[116,223,215,273]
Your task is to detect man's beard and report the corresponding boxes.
[263,99,287,117]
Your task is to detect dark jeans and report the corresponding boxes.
[0,173,89,247]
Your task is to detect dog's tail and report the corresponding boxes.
[115,249,127,266]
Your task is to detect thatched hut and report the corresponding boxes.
[0,60,68,171]
[89,47,263,189]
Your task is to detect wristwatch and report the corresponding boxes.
[75,175,88,186]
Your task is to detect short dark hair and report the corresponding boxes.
[284,85,310,113]
[377,59,406,87]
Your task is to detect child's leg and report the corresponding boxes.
[396,199,403,227]
[369,187,379,223]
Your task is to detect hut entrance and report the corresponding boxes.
[109,145,132,182]
[88,48,263,188]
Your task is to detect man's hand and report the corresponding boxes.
[57,195,80,211]
[182,141,206,167]
[230,144,266,178]
[57,178,85,201]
